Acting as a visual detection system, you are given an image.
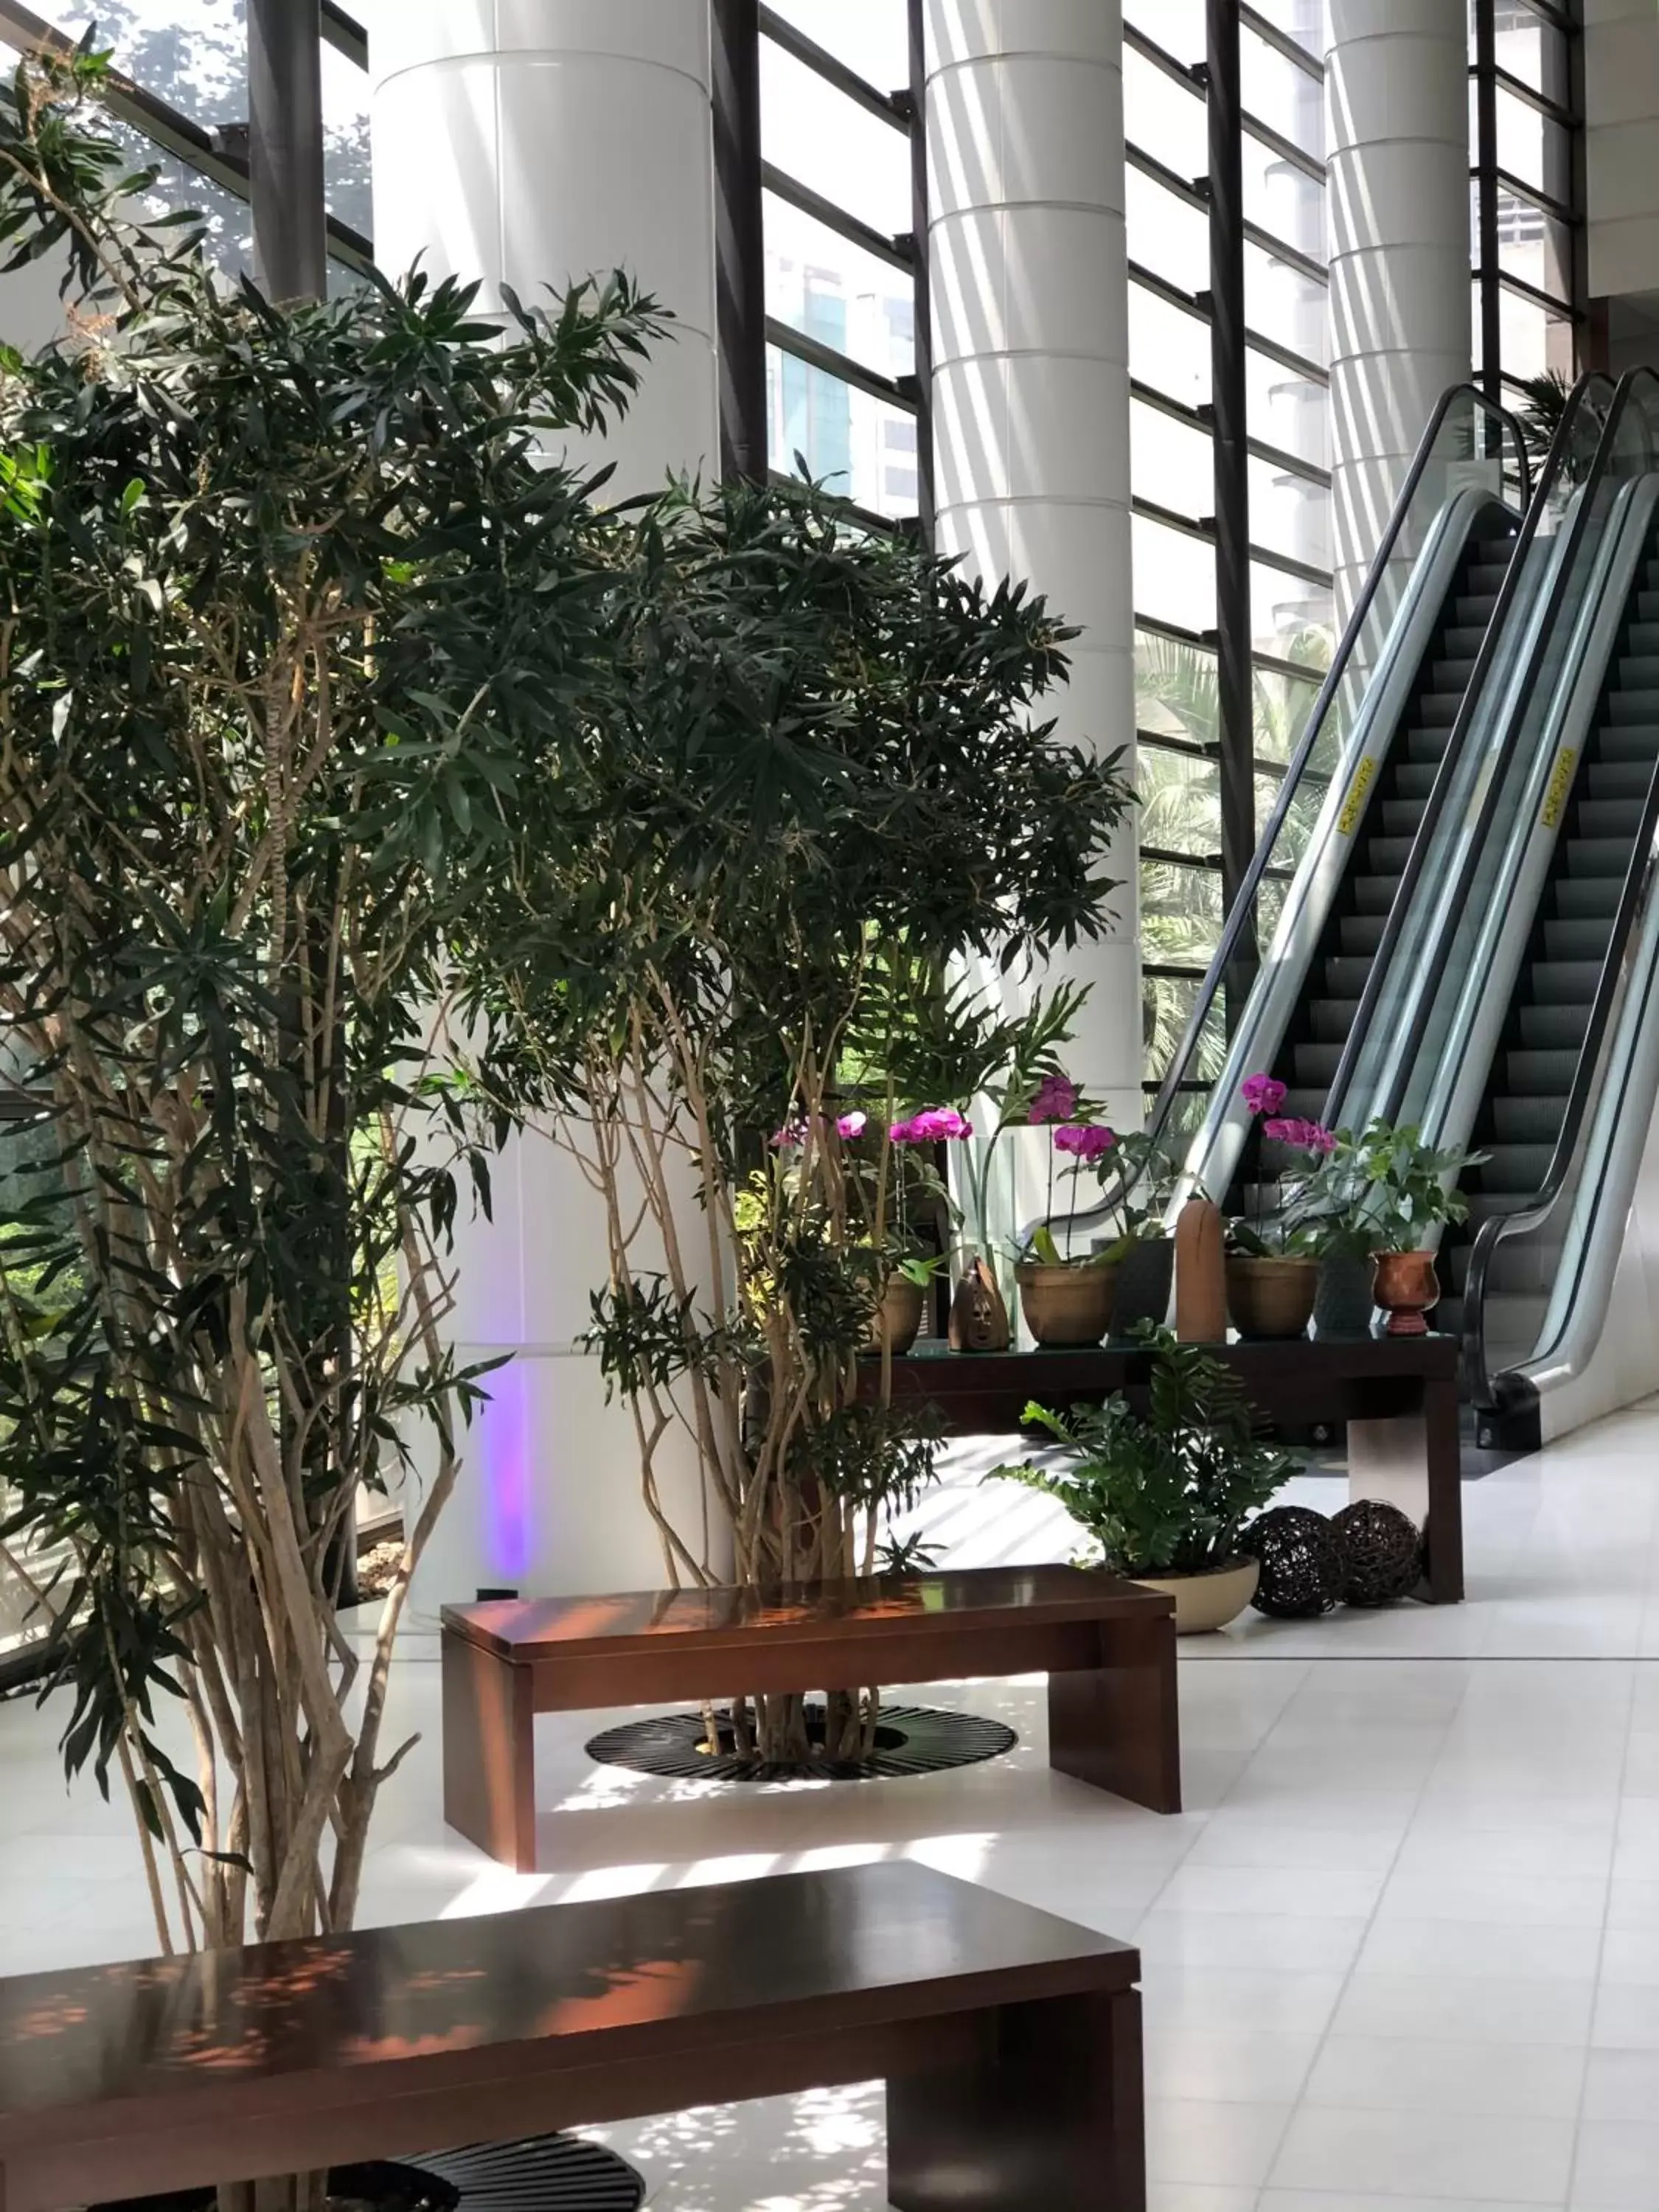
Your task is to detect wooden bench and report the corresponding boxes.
[0,1862,1147,2212]
[442,1562,1180,1871]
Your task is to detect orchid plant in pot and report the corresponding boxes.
[1224,1075,1327,1338]
[1086,1127,1181,1335]
[1016,1100,1119,1346]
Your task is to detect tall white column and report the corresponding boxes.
[925,0,1141,1135]
[1326,0,1472,621]
[369,1,719,1601]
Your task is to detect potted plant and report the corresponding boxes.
[0,49,663,1969]
[1088,1127,1180,1335]
[1016,1115,1119,1346]
[1225,1077,1324,1338]
[989,1329,1300,1630]
[1341,1119,1487,1335]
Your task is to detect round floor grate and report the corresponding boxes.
[420,2134,643,2212]
[585,1701,1018,1784]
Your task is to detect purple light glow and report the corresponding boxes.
[479,1357,532,1581]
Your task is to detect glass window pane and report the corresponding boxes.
[1242,25,1324,159]
[1496,184,1571,305]
[1124,0,1205,63]
[1131,398,1211,519]
[1492,4,1571,106]
[765,192,914,383]
[1495,283,1574,383]
[1245,238,1329,366]
[1247,344,1329,468]
[1248,0,1324,60]
[1483,83,1571,204]
[1253,558,1333,670]
[760,38,910,237]
[34,0,247,127]
[1144,970,1226,1099]
[1126,168,1208,296]
[320,35,370,239]
[1124,50,1207,183]
[1138,627,1218,749]
[1141,743,1220,863]
[111,117,252,280]
[1133,513,1217,634]
[766,344,917,516]
[1242,136,1326,263]
[1250,453,1331,574]
[1254,659,1324,768]
[763,0,909,96]
[1129,281,1211,408]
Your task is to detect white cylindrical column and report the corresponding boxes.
[369,0,717,493]
[925,0,1140,1135]
[1326,0,1472,620]
[368,1,719,1602]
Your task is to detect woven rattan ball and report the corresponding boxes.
[1239,1505,1348,1619]
[1331,1498,1422,1607]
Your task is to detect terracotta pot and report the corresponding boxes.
[866,1273,924,1354]
[1225,1254,1318,1340]
[1015,1262,1116,1349]
[1314,1250,1377,1340]
[1133,1556,1260,1634]
[1372,1248,1441,1337]
[1110,1236,1174,1338]
[950,1254,1011,1352]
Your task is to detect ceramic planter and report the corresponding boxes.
[1110,1236,1174,1338]
[866,1273,924,1354]
[1015,1261,1116,1349]
[1133,1556,1260,1634]
[1372,1248,1441,1337]
[1314,1250,1377,1340]
[1225,1254,1318,1340]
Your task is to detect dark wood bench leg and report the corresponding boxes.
[442,1629,537,1871]
[887,1986,1144,2211]
[1046,1614,1181,1812]
[1347,1376,1464,1602]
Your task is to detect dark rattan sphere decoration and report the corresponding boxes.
[1332,1498,1423,1607]
[1239,1505,1348,1619]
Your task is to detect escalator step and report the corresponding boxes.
[1416,694,1462,728]
[1585,759,1654,801]
[1365,836,1414,872]
[1427,658,1479,692]
[1541,915,1613,960]
[1444,625,1492,657]
[1504,1046,1580,1091]
[1321,955,1373,998]
[1350,875,1399,915]
[1472,1142,1555,1191]
[1378,798,1428,836]
[1453,594,1500,626]
[1490,1093,1570,1141]
[1403,726,1455,764]
[1467,562,1512,591]
[1516,1001,1591,1048]
[1279,1088,1326,1123]
[1553,876,1622,917]
[1604,689,1659,724]
[1338,913,1387,955]
[1444,1239,1560,1295]
[1626,621,1659,655]
[1293,1042,1341,1086]
[1575,798,1644,837]
[1526,959,1607,1004]
[1615,655,1659,691]
[1393,762,1439,800]
[1466,1189,1545,1222]
[1307,998,1361,1043]
[1593,725,1659,763]
[1564,837,1638,877]
[1630,591,1659,621]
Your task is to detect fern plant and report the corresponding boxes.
[990,1329,1299,1574]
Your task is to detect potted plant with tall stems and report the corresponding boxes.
[1016,1105,1121,1346]
[1224,1077,1327,1337]
[990,1327,1300,1631]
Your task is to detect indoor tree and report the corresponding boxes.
[0,49,662,1953]
[452,473,1134,1765]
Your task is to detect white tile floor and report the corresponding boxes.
[10,1399,1659,2208]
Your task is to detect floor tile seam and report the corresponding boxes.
[1566,1660,1641,2197]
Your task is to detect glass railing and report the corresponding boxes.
[1139,383,1531,1206]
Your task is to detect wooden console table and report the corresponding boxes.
[863,1335,1464,1604]
[0,1862,1145,2212]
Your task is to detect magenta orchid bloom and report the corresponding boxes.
[770,1121,807,1149]
[1053,1122,1116,1164]
[891,1106,973,1144]
[836,1109,868,1139]
[1241,1072,1287,1116]
[1028,1072,1079,1125]
[1264,1115,1336,1156]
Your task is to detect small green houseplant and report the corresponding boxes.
[1335,1119,1486,1336]
[990,1329,1300,1630]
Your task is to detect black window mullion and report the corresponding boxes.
[756,4,908,131]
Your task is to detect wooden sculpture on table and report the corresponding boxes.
[1174,1194,1227,1342]
[950,1257,1011,1352]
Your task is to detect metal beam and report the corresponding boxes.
[248,0,327,302]
[906,0,933,544]
[713,0,768,482]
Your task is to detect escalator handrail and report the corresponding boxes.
[1463,367,1659,1413]
[1137,382,1530,1169]
[1371,370,1649,1152]
[1321,370,1618,1130]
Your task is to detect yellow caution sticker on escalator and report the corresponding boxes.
[1337,755,1377,835]
[1540,745,1578,830]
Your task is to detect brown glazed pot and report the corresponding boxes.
[1225,1254,1318,1340]
[1015,1262,1117,1349]
[1372,1248,1441,1337]
[866,1273,925,1355]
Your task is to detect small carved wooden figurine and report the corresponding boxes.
[1174,1194,1227,1343]
[950,1257,1011,1352]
